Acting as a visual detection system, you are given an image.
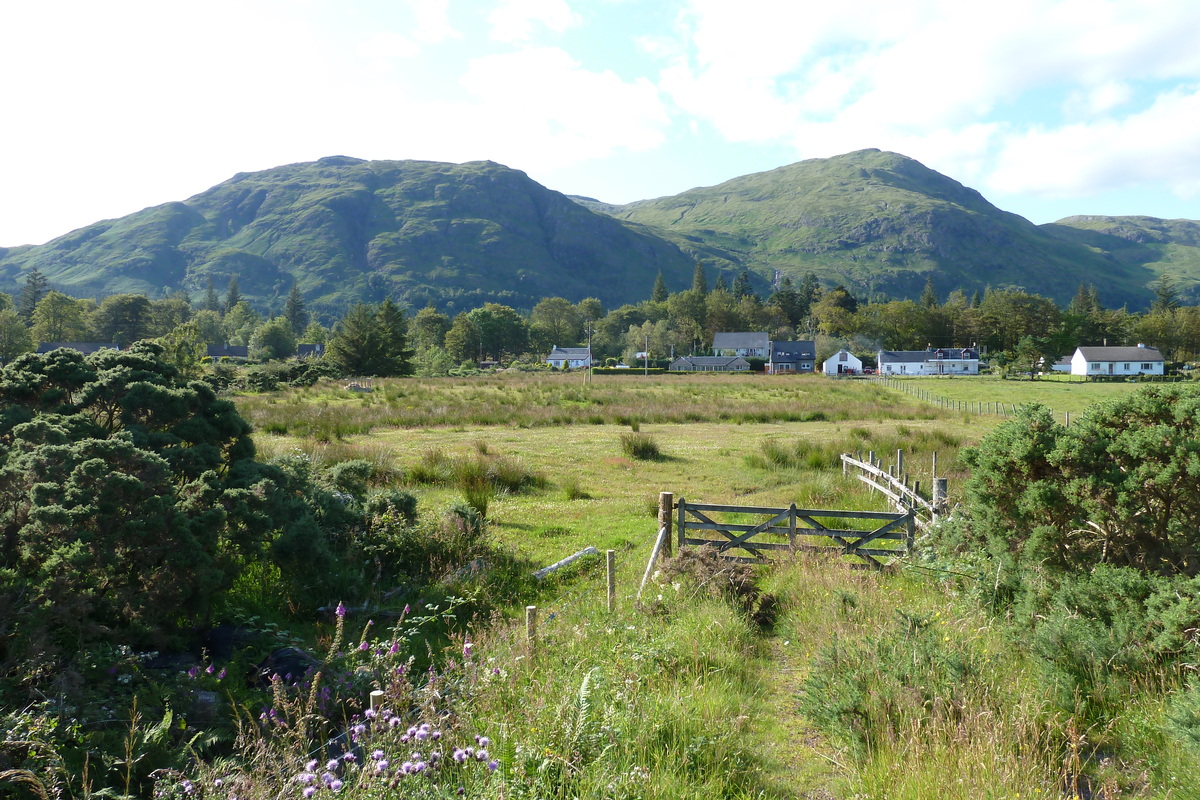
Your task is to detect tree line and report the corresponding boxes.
[5,264,1199,377]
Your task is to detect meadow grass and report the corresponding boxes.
[877,373,1194,418]
[229,372,1200,797]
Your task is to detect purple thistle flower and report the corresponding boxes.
[329,778,343,791]
[401,760,414,774]
[326,759,340,772]
[478,736,490,748]
[306,759,319,771]
[372,749,386,760]
[488,759,499,772]
[181,779,194,794]
[296,772,316,785]
[336,602,347,617]
[431,730,442,741]
[303,787,316,798]
[375,759,389,772]
[364,708,376,719]
[476,749,489,761]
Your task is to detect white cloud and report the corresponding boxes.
[409,0,461,44]
[988,87,1200,200]
[488,0,581,43]
[652,0,1200,204]
[454,47,668,167]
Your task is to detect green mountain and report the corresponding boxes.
[2,149,1195,314]
[0,157,696,316]
[1041,215,1200,305]
[586,149,1164,308]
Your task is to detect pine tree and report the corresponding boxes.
[920,277,939,309]
[691,262,708,297]
[651,271,669,303]
[713,273,729,293]
[283,284,309,335]
[17,268,48,323]
[223,277,242,316]
[731,270,755,300]
[202,277,221,313]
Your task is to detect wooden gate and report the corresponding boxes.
[676,499,914,569]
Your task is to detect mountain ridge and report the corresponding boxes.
[2,150,1197,313]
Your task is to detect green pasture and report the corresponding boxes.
[230,373,1200,797]
[875,373,1184,418]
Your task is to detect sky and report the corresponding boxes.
[2,0,1199,247]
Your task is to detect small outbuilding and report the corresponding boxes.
[823,349,863,376]
[670,355,751,372]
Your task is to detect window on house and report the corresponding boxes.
[1123,363,1129,370]
[1090,363,1099,370]
[1142,363,1152,370]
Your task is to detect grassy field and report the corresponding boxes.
[219,372,1200,798]
[876,373,1186,418]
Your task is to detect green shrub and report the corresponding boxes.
[798,609,983,753]
[620,430,663,460]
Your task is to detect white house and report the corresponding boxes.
[546,346,593,369]
[823,349,863,376]
[1070,344,1164,377]
[712,332,770,358]
[877,347,980,376]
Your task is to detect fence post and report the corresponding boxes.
[659,492,674,559]
[369,690,385,712]
[896,449,904,476]
[526,606,538,652]
[606,550,616,613]
[933,478,948,521]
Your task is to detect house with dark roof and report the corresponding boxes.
[297,343,325,359]
[768,340,816,373]
[207,344,249,360]
[712,332,770,358]
[36,342,118,355]
[877,347,980,376]
[1070,344,1164,377]
[546,346,593,369]
[669,355,750,372]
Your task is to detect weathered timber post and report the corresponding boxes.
[932,451,939,481]
[1065,411,1070,427]
[526,606,538,652]
[369,690,385,712]
[606,550,616,613]
[896,449,904,476]
[659,492,674,559]
[932,478,948,522]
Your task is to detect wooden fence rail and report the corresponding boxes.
[840,450,948,529]
[675,498,914,570]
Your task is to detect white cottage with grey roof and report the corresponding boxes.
[1070,344,1164,377]
[877,348,980,376]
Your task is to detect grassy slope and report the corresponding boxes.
[602,149,1158,308]
[0,158,696,316]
